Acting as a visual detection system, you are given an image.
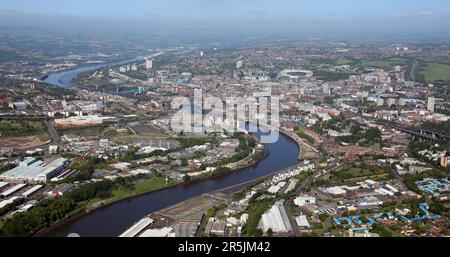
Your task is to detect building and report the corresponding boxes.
[54,115,115,128]
[294,196,316,207]
[205,218,227,237]
[9,101,27,110]
[145,59,153,70]
[236,60,243,69]
[440,156,449,167]
[427,97,435,112]
[260,200,292,234]
[0,157,68,182]
[0,181,9,191]
[0,196,20,209]
[120,217,154,237]
[295,215,311,232]
[322,83,331,94]
[280,69,313,79]
[21,185,44,198]
[47,183,75,197]
[1,184,26,197]
[139,227,174,237]
[349,227,371,237]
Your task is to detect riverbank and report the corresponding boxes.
[280,128,313,160]
[34,131,299,237]
[35,142,267,237]
[34,179,180,237]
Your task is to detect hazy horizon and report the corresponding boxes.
[1,0,450,37]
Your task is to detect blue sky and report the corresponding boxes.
[0,0,449,35]
[0,0,448,20]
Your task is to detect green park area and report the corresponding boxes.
[315,165,393,185]
[361,57,409,69]
[0,119,46,138]
[417,63,450,81]
[110,176,171,200]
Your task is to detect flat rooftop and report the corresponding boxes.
[0,157,67,181]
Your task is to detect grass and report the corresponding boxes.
[35,133,51,142]
[57,124,110,137]
[418,63,450,81]
[111,176,169,199]
[361,58,408,69]
[335,58,356,65]
[85,176,177,210]
[316,165,394,185]
[0,120,46,138]
[343,173,392,183]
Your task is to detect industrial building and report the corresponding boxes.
[120,217,154,237]
[22,185,44,198]
[0,196,20,209]
[260,200,292,234]
[139,227,174,237]
[1,184,26,197]
[0,181,9,191]
[0,157,68,182]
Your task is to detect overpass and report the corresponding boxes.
[390,125,450,142]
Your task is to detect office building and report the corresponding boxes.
[145,59,153,70]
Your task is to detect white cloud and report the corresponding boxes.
[421,11,434,17]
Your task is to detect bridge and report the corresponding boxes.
[390,125,450,142]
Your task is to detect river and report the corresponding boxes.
[44,53,163,88]
[41,57,301,237]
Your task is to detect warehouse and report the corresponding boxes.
[0,157,68,182]
[1,184,26,197]
[119,217,154,237]
[295,215,311,230]
[22,185,44,198]
[0,196,20,209]
[0,181,9,191]
[260,200,292,234]
[139,227,174,237]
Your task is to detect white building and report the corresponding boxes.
[427,97,435,112]
[295,215,311,229]
[260,201,292,233]
[236,60,243,69]
[145,59,153,70]
[294,196,316,207]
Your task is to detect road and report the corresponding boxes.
[44,119,59,145]
[284,164,338,236]
[409,61,419,81]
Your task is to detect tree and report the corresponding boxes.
[365,128,382,143]
[319,213,329,222]
[183,174,191,183]
[267,228,273,237]
[351,124,362,135]
[254,229,263,237]
[359,216,369,224]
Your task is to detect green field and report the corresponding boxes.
[418,63,450,81]
[85,176,176,211]
[361,58,409,69]
[0,120,46,137]
[111,176,169,199]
